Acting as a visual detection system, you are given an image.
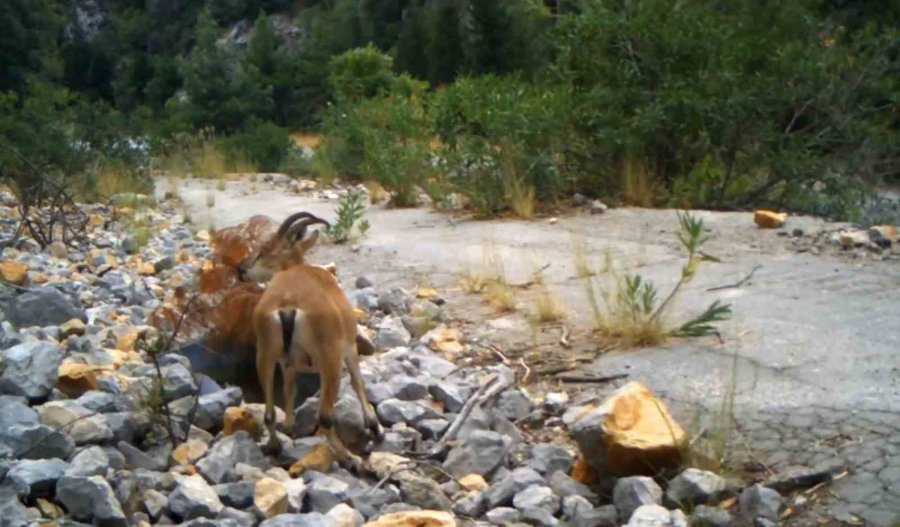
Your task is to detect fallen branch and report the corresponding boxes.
[419,371,516,460]
[763,469,837,494]
[556,373,630,384]
[707,265,762,292]
[559,325,570,348]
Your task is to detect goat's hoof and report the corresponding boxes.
[342,454,366,475]
[262,441,283,457]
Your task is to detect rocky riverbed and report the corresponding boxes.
[0,185,881,527]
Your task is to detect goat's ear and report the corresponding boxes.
[296,228,320,253]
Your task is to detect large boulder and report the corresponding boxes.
[2,287,84,328]
[0,342,62,402]
[570,382,686,476]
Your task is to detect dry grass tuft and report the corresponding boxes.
[530,286,567,323]
[621,156,657,207]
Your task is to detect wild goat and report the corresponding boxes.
[240,211,382,469]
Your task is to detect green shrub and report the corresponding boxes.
[222,121,290,172]
[554,0,899,218]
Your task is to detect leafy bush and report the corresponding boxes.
[222,121,290,172]
[554,0,899,216]
[326,190,370,244]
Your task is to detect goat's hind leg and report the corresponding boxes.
[256,338,281,455]
[344,344,383,445]
[318,353,364,472]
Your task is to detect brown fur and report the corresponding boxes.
[247,215,381,469]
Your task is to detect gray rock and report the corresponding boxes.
[454,491,487,517]
[218,507,258,527]
[484,467,545,508]
[56,475,128,527]
[614,476,663,523]
[389,375,428,401]
[184,386,243,431]
[76,390,118,412]
[143,488,169,521]
[305,471,350,513]
[573,193,590,206]
[0,321,23,349]
[106,411,149,443]
[118,441,168,471]
[154,256,175,273]
[196,431,267,484]
[180,519,241,527]
[590,200,608,214]
[496,389,532,421]
[365,383,395,406]
[415,418,449,439]
[396,473,453,511]
[691,505,732,527]
[68,414,113,444]
[7,458,68,498]
[3,287,84,328]
[375,316,411,351]
[260,513,328,527]
[666,468,726,506]
[215,481,256,509]
[134,468,177,492]
[513,485,560,524]
[562,497,617,527]
[526,444,574,477]
[0,395,38,427]
[168,474,224,520]
[443,430,511,478]
[377,398,440,425]
[486,507,522,524]
[0,484,28,527]
[429,382,468,413]
[66,446,110,477]
[549,470,597,501]
[739,484,782,522]
[544,392,569,415]
[0,341,62,402]
[378,287,411,315]
[355,276,374,289]
[625,504,684,527]
[380,502,422,516]
[161,362,197,401]
[1,423,74,460]
[348,486,399,519]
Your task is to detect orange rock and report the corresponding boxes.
[88,214,105,227]
[570,381,686,476]
[254,477,288,518]
[116,333,139,352]
[753,210,787,229]
[138,262,156,276]
[570,456,597,485]
[57,363,99,397]
[223,406,260,439]
[0,261,28,285]
[211,215,278,268]
[31,273,48,284]
[171,439,209,465]
[459,474,488,492]
[416,287,439,300]
[363,511,456,527]
[60,318,86,338]
[289,444,334,477]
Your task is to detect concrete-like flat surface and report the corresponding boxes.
[167,177,900,525]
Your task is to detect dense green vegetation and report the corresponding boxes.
[1,0,898,219]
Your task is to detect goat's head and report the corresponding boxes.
[240,211,330,283]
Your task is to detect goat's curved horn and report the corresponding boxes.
[285,215,331,243]
[276,212,329,238]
